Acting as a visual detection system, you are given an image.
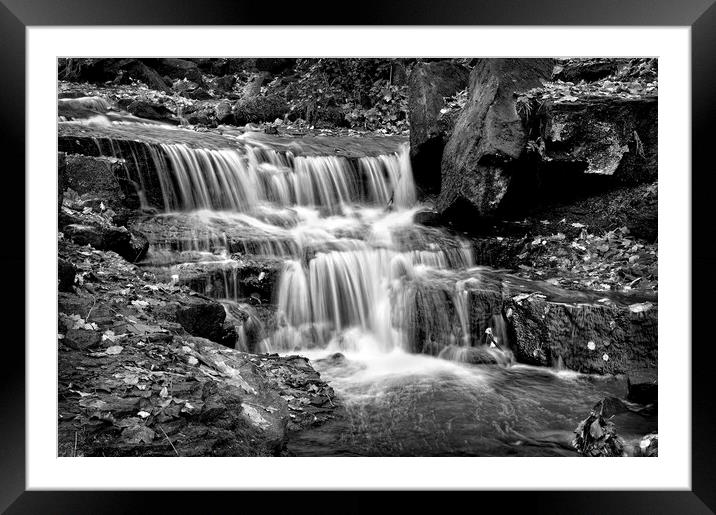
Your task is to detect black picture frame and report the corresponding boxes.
[2,1,714,512]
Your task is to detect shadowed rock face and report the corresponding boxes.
[408,61,470,194]
[62,222,149,263]
[537,96,657,184]
[438,58,555,219]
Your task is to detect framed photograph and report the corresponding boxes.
[3,0,714,512]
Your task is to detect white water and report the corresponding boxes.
[100,133,511,369]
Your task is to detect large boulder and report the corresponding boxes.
[537,96,657,184]
[64,154,131,209]
[438,59,555,219]
[408,61,470,194]
[233,95,289,125]
[172,296,227,343]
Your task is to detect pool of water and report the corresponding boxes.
[287,348,656,456]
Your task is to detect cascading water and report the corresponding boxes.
[98,132,501,361]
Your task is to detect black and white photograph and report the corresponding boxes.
[54,56,659,458]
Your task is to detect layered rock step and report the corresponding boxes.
[394,266,657,375]
[59,122,410,213]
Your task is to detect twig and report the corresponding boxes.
[73,431,78,457]
[159,425,179,456]
[85,295,97,321]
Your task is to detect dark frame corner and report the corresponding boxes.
[2,0,715,512]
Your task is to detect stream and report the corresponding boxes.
[63,118,657,456]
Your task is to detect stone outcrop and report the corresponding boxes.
[64,154,134,210]
[536,96,657,184]
[507,295,657,375]
[438,58,555,219]
[407,61,470,194]
[394,267,657,376]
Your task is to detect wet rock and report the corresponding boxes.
[315,352,346,366]
[626,368,657,404]
[58,258,76,292]
[233,95,289,125]
[58,97,112,121]
[159,257,281,305]
[408,61,470,194]
[507,294,657,374]
[438,58,555,219]
[125,100,179,125]
[438,345,500,365]
[413,209,443,227]
[219,321,239,349]
[170,296,227,343]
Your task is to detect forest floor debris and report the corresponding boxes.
[58,238,336,457]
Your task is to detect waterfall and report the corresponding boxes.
[130,141,418,214]
[89,129,497,362]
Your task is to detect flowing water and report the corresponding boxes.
[69,120,656,456]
